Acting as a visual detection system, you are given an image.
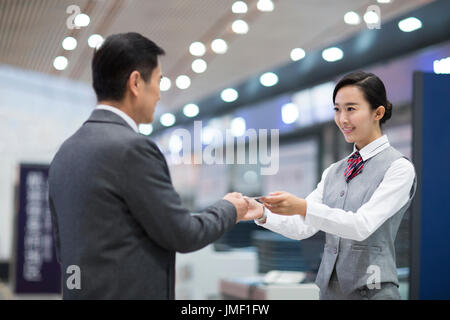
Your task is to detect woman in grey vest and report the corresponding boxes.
[254,71,417,300]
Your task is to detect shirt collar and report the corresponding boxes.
[351,135,390,162]
[95,104,139,133]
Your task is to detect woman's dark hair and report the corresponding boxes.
[92,32,165,102]
[332,71,392,127]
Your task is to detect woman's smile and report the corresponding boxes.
[342,126,355,134]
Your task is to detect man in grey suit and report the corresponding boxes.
[48,32,263,299]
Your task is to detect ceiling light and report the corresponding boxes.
[257,0,274,12]
[344,11,361,25]
[183,103,199,118]
[259,72,278,87]
[211,39,228,54]
[192,59,207,73]
[231,117,246,137]
[53,56,68,70]
[363,10,380,25]
[232,1,248,14]
[62,36,77,50]
[138,124,153,135]
[176,75,191,90]
[221,88,238,102]
[322,47,344,62]
[74,13,90,27]
[189,42,206,56]
[160,113,176,127]
[281,103,299,124]
[290,48,305,61]
[433,57,450,74]
[398,17,422,32]
[160,77,171,91]
[377,0,391,3]
[88,34,104,49]
[232,20,249,34]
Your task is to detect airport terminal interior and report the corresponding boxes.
[0,0,449,300]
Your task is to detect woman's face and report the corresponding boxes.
[334,85,383,150]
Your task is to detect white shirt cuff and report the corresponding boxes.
[254,207,269,225]
[304,200,325,230]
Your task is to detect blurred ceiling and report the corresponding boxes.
[0,0,433,115]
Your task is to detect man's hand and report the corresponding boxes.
[223,192,249,223]
[240,197,265,221]
[260,191,307,216]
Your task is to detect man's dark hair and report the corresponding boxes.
[92,32,165,102]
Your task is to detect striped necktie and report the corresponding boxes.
[345,151,364,183]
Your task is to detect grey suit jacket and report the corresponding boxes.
[48,109,237,299]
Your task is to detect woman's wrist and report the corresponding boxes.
[297,199,307,216]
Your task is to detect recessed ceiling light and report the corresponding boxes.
[398,17,422,32]
[257,0,274,12]
[344,11,361,25]
[62,37,77,50]
[232,20,249,34]
[433,57,450,74]
[189,42,206,56]
[88,34,104,49]
[176,75,191,89]
[160,77,171,91]
[221,88,238,102]
[138,124,153,135]
[259,72,278,87]
[322,47,344,62]
[290,48,305,61]
[53,56,68,70]
[160,113,176,127]
[281,103,299,124]
[74,13,90,27]
[192,59,207,73]
[364,10,380,25]
[232,1,248,14]
[183,104,200,118]
[211,39,228,54]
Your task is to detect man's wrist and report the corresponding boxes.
[255,207,267,223]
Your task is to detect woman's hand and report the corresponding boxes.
[260,191,307,216]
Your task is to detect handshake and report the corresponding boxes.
[223,191,308,223]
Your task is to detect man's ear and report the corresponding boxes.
[128,71,141,97]
[374,105,385,121]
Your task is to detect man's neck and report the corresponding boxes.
[98,100,137,123]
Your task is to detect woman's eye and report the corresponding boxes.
[333,107,339,112]
[347,107,355,111]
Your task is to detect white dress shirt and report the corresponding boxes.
[255,135,416,242]
[95,104,139,133]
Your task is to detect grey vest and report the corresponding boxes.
[315,146,417,295]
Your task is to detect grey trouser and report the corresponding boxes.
[319,278,401,300]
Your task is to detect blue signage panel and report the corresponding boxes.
[13,164,61,294]
[411,72,450,300]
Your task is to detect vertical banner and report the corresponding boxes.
[12,164,61,294]
[411,72,450,300]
